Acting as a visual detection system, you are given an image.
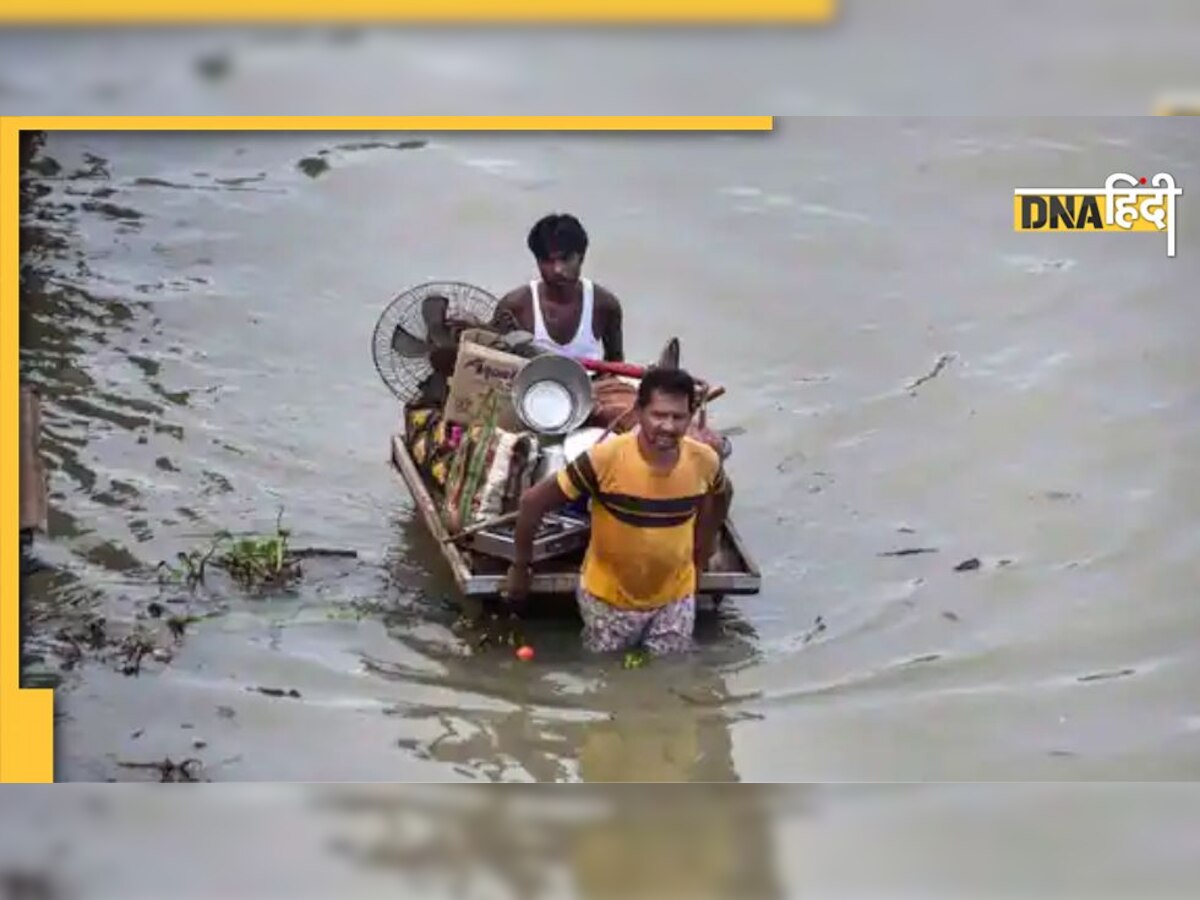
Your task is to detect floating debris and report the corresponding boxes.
[906,352,956,392]
[333,139,427,153]
[954,558,982,572]
[195,52,232,82]
[119,626,158,676]
[623,649,648,670]
[159,512,343,593]
[216,530,300,590]
[878,547,938,558]
[80,200,143,221]
[297,157,330,179]
[451,610,525,653]
[1043,490,1080,502]
[249,686,301,699]
[116,756,204,782]
[906,653,942,665]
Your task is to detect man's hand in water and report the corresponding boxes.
[504,562,532,612]
[506,476,572,614]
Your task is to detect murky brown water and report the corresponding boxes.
[18,118,1200,784]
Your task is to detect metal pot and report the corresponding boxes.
[511,353,595,436]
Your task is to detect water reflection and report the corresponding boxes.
[24,121,1200,784]
[316,784,793,899]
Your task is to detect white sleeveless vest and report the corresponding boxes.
[529,278,604,361]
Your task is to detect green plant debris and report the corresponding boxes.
[156,538,222,589]
[451,611,525,653]
[158,510,308,594]
[623,649,649,670]
[119,625,160,676]
[216,530,299,591]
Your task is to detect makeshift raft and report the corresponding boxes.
[389,432,762,604]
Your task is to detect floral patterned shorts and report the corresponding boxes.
[576,587,696,656]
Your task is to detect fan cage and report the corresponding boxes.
[371,280,500,402]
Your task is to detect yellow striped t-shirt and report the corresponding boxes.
[556,431,726,610]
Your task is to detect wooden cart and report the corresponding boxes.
[390,433,762,603]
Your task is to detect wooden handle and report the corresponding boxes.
[442,509,520,544]
[579,358,647,378]
[581,358,725,401]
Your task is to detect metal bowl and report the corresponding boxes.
[511,354,594,436]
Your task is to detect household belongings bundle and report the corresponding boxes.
[405,330,628,563]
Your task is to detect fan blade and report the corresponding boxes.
[391,323,433,358]
[416,371,449,407]
[429,345,460,377]
[421,294,453,347]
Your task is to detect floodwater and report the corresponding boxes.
[3,783,1200,898]
[2,2,1200,116]
[17,118,1200,786]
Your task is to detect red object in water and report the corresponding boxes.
[516,645,535,662]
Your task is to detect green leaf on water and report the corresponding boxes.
[623,650,648,670]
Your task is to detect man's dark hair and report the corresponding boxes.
[527,213,589,261]
[636,366,697,412]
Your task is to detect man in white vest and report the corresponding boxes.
[492,213,625,364]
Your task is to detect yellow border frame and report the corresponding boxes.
[0,114,772,783]
[2,0,833,24]
[1154,99,1200,116]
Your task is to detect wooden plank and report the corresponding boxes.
[390,433,473,594]
[19,385,48,533]
[721,517,762,578]
[462,566,760,598]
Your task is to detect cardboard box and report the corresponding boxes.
[445,340,526,430]
[456,327,508,352]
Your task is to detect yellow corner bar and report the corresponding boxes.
[11,116,774,133]
[0,113,770,783]
[1154,100,1200,116]
[0,0,833,23]
[0,118,54,783]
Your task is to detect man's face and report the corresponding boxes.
[638,390,692,453]
[537,250,583,287]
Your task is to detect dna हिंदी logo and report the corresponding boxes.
[1013,172,1182,257]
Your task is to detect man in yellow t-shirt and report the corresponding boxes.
[505,367,730,655]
